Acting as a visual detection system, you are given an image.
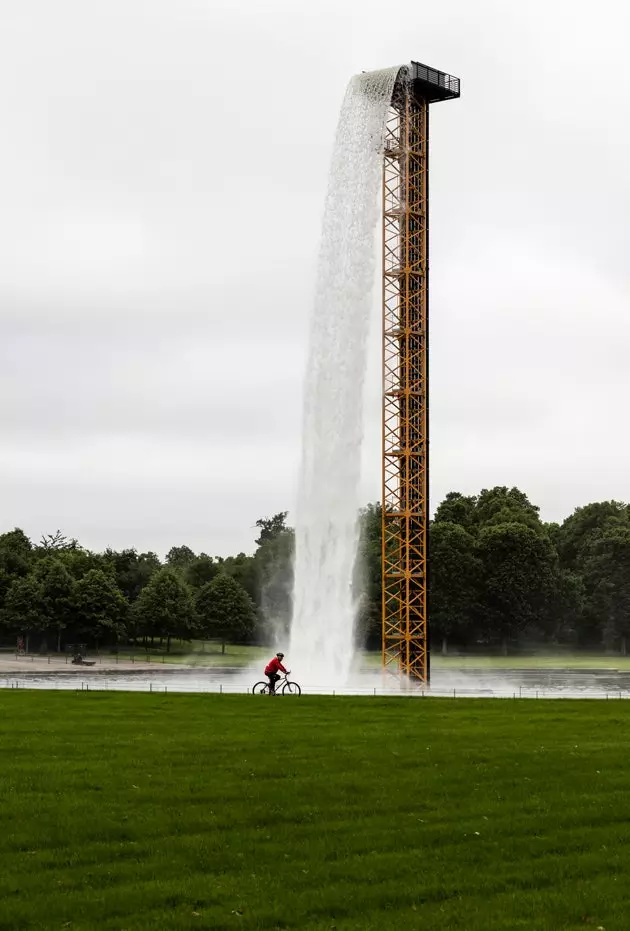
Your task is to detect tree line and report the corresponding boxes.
[0,515,292,653]
[356,488,630,654]
[1,487,629,654]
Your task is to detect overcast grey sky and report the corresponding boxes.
[1,0,629,556]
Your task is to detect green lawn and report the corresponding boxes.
[1,694,630,930]
[114,642,268,666]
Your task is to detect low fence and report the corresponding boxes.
[2,676,630,700]
[4,653,169,665]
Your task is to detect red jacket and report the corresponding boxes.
[265,657,287,675]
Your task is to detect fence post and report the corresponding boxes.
[220,683,223,695]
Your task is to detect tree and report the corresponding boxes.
[222,552,257,605]
[433,488,544,535]
[475,487,542,532]
[166,546,196,571]
[581,525,630,652]
[104,548,161,603]
[255,513,289,547]
[0,528,32,563]
[39,530,78,551]
[354,503,381,650]
[2,575,47,647]
[556,501,630,571]
[74,570,128,646]
[0,528,33,602]
[254,527,294,644]
[429,522,480,653]
[132,568,196,651]
[185,554,219,590]
[477,522,557,653]
[548,569,585,645]
[34,557,75,651]
[54,547,106,581]
[433,492,478,531]
[196,573,256,653]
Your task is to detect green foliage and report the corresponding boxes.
[3,693,630,930]
[428,522,480,650]
[477,522,557,649]
[39,529,77,551]
[165,545,197,571]
[184,554,219,590]
[220,552,258,604]
[0,528,33,596]
[354,503,381,649]
[2,575,46,634]
[3,486,630,656]
[195,573,256,649]
[132,568,196,649]
[254,528,294,642]
[74,569,128,641]
[255,512,288,547]
[581,525,630,650]
[104,548,161,602]
[556,500,630,570]
[34,557,75,646]
[475,486,542,531]
[433,491,477,530]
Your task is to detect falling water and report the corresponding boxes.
[289,66,405,687]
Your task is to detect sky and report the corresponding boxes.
[1,0,629,557]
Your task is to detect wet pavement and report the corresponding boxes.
[4,664,630,698]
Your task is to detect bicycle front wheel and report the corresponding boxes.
[252,681,269,695]
[282,680,301,696]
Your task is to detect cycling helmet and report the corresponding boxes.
[276,652,285,659]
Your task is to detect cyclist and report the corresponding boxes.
[264,652,288,695]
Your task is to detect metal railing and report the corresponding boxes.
[2,677,630,700]
[411,62,460,97]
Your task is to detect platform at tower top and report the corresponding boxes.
[409,61,460,103]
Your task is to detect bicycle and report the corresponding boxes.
[252,672,301,696]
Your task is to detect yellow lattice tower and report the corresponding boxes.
[382,63,460,684]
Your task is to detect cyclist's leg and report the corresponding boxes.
[268,673,279,694]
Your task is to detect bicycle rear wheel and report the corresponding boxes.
[282,681,301,696]
[252,681,270,695]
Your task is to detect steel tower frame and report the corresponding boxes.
[382,63,460,684]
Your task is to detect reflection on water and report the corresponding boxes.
[3,665,630,698]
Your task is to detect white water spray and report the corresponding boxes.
[289,66,405,687]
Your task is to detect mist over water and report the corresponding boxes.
[289,67,404,687]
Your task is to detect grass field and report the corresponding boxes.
[1,694,630,930]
